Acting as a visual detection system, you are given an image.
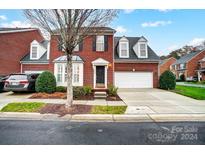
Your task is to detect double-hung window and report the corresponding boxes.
[31,46,38,59]
[57,64,63,82]
[139,43,147,57]
[119,41,129,58]
[96,36,104,51]
[73,64,80,83]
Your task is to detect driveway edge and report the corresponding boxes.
[1,112,205,122]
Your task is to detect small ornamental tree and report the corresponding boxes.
[159,70,176,90]
[35,71,56,93]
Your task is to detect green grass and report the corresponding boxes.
[174,85,205,100]
[91,106,127,114]
[0,102,46,112]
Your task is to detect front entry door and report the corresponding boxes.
[96,66,105,86]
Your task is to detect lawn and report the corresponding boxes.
[91,106,127,114]
[1,103,127,114]
[174,85,205,100]
[1,102,46,112]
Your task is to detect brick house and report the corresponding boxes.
[159,57,176,75]
[171,50,205,80]
[197,56,205,81]
[1,27,160,88]
[0,28,44,76]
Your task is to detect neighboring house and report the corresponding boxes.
[1,27,160,89]
[159,57,176,75]
[197,56,205,81]
[172,50,205,80]
[0,28,44,76]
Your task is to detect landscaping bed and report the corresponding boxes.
[173,85,205,100]
[1,102,127,116]
[29,92,94,100]
[106,94,122,101]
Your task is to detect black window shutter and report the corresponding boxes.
[104,35,108,51]
[79,39,83,51]
[92,35,96,51]
[57,36,62,51]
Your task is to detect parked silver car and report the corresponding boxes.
[4,73,39,92]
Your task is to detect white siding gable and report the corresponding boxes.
[118,37,129,58]
[30,40,47,60]
[133,37,148,58]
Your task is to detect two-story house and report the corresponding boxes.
[197,56,205,81]
[1,27,160,89]
[172,50,205,80]
[0,28,44,76]
[159,57,176,75]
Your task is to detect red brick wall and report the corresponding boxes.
[114,63,159,88]
[22,64,49,73]
[0,30,44,75]
[200,61,205,69]
[49,35,114,88]
[187,50,205,77]
[159,57,176,75]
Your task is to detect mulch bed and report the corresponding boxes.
[30,92,66,99]
[30,92,122,101]
[106,94,122,101]
[39,104,92,116]
[30,92,94,100]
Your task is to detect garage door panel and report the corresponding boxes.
[115,72,153,88]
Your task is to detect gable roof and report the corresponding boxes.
[20,52,48,64]
[173,50,203,65]
[20,40,49,64]
[0,28,38,34]
[159,57,176,65]
[114,36,160,62]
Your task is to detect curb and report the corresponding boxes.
[1,112,205,122]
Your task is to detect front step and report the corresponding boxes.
[94,91,107,99]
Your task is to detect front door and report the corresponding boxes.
[96,66,105,86]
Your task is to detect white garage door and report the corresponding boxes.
[115,72,153,88]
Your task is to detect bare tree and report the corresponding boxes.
[24,9,118,107]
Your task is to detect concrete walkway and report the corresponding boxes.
[118,88,205,114]
[176,82,205,88]
[0,92,126,110]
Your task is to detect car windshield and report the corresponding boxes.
[8,75,27,80]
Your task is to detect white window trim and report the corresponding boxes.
[138,42,148,58]
[54,63,83,87]
[30,45,39,60]
[119,41,129,58]
[96,35,105,51]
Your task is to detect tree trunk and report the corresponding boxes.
[66,53,73,107]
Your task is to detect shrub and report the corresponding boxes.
[73,86,85,98]
[82,86,92,95]
[35,71,56,93]
[56,86,67,92]
[180,74,185,81]
[159,70,176,90]
[107,85,118,96]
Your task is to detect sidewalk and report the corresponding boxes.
[176,82,205,88]
[1,112,205,122]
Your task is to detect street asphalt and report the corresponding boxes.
[0,120,205,145]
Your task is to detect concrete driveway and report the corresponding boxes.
[118,88,205,114]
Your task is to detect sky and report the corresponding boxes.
[1,9,205,56]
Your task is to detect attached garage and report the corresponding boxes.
[114,72,153,88]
